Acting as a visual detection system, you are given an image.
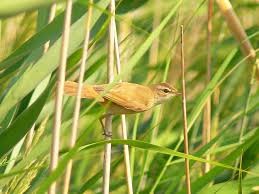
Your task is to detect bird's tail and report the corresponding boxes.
[64,81,104,102]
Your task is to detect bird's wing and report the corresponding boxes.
[95,82,155,112]
[64,81,105,102]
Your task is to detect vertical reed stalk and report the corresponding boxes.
[49,1,72,194]
[25,3,57,151]
[62,1,93,194]
[180,25,191,194]
[202,0,213,174]
[114,20,133,194]
[130,113,140,177]
[103,0,115,193]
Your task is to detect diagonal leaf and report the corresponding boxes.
[0,0,65,18]
[35,132,259,194]
[177,126,259,194]
[0,0,109,121]
[0,3,87,71]
[0,85,51,158]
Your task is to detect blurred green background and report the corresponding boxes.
[0,0,258,193]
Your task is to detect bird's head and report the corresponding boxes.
[150,83,181,105]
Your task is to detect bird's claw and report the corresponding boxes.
[103,131,112,138]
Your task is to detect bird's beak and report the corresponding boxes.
[175,91,182,96]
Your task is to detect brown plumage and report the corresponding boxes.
[64,81,180,115]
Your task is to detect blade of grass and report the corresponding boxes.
[0,85,51,158]
[0,0,65,18]
[238,150,243,194]
[0,3,87,71]
[177,126,259,194]
[25,3,57,151]
[36,128,259,194]
[233,63,257,178]
[130,114,140,178]
[0,0,109,122]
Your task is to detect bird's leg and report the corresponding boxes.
[99,115,112,138]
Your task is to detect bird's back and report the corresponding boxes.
[64,81,155,112]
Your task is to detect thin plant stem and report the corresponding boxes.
[103,0,115,193]
[49,1,73,194]
[149,14,180,193]
[150,48,259,194]
[202,0,213,174]
[25,3,57,151]
[114,20,133,194]
[239,65,256,140]
[233,63,257,178]
[130,113,140,177]
[62,1,93,194]
[180,25,191,194]
[238,150,243,194]
[149,39,259,194]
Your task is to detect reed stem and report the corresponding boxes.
[49,1,72,193]
[62,1,93,194]
[103,0,115,193]
[114,20,133,194]
[180,25,191,194]
[202,0,213,174]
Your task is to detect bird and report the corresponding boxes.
[64,81,181,136]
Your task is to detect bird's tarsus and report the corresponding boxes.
[103,131,112,138]
[99,115,112,138]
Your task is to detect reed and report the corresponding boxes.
[180,25,191,194]
[114,21,133,194]
[102,0,115,193]
[202,0,213,174]
[1,1,258,194]
[49,1,72,193]
[62,1,93,193]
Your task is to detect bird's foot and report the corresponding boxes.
[103,131,112,138]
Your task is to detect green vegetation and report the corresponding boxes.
[0,0,258,193]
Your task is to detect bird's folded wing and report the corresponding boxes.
[64,81,105,102]
[101,82,155,112]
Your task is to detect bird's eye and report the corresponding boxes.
[163,89,170,93]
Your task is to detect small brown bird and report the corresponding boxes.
[64,81,180,135]
[64,81,180,114]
